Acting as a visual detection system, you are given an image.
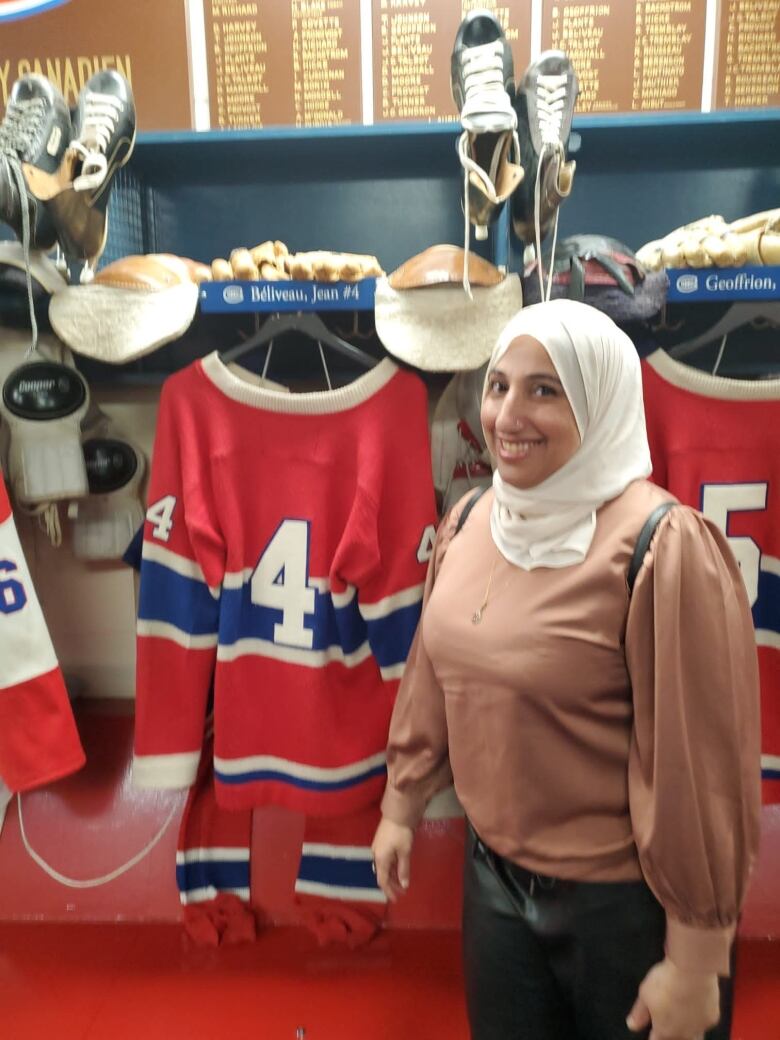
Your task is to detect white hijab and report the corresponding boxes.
[482,299,652,569]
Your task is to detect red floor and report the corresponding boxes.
[0,923,777,1040]
[0,924,467,1040]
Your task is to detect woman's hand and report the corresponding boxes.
[371,818,414,902]
[626,957,720,1039]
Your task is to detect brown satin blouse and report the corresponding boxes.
[381,479,761,975]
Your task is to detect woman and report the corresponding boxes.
[372,300,761,1040]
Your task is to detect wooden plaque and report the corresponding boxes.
[541,0,706,115]
[204,0,363,129]
[372,0,532,124]
[0,0,192,130]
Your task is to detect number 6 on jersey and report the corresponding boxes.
[251,519,316,648]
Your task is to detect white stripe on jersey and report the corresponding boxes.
[215,749,386,782]
[762,554,780,578]
[359,583,425,620]
[223,569,329,592]
[142,541,220,596]
[176,847,250,865]
[217,635,372,669]
[301,843,373,861]
[379,662,406,681]
[763,754,780,772]
[179,885,251,905]
[331,585,357,609]
[133,750,200,788]
[137,619,219,649]
[756,629,780,650]
[0,513,58,688]
[294,879,387,903]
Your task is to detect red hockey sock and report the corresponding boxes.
[177,728,255,946]
[294,805,387,949]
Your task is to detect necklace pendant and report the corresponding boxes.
[471,609,483,625]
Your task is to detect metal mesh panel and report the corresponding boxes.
[100,165,146,269]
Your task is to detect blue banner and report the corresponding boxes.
[667,266,780,303]
[199,278,377,313]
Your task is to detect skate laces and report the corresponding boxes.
[0,98,45,355]
[533,73,569,302]
[460,42,516,130]
[535,73,569,148]
[72,90,123,191]
[458,128,520,297]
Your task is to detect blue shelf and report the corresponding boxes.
[136,107,780,146]
[666,266,780,302]
[199,278,377,313]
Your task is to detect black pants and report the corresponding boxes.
[462,824,733,1040]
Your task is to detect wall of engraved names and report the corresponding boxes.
[0,0,778,129]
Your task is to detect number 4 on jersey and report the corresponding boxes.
[146,495,177,542]
[252,519,315,648]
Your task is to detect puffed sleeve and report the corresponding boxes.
[380,509,458,829]
[625,506,761,976]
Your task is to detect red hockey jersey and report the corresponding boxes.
[133,354,437,815]
[642,349,780,803]
[0,481,85,793]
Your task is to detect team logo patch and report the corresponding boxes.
[675,273,699,294]
[2,362,87,420]
[0,0,70,23]
[83,438,139,494]
[223,285,245,305]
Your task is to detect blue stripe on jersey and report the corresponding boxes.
[176,857,250,896]
[297,853,379,893]
[216,761,387,791]
[219,583,420,668]
[365,600,423,668]
[764,764,780,780]
[138,560,219,635]
[219,584,367,653]
[754,568,778,637]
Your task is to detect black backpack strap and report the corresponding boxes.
[628,501,677,594]
[454,485,489,536]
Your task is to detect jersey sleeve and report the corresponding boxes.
[133,383,223,790]
[640,357,668,488]
[381,507,461,829]
[0,482,85,792]
[625,506,762,976]
[352,379,438,684]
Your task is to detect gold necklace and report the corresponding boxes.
[471,557,498,625]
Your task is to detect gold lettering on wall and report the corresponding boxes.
[0,55,132,107]
[716,0,780,109]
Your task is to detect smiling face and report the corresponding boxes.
[481,336,582,489]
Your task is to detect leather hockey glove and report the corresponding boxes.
[69,407,146,561]
[0,347,89,508]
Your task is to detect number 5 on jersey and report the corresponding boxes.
[701,482,767,607]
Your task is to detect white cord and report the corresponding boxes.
[17,793,180,888]
[459,42,517,132]
[532,71,570,302]
[72,90,123,192]
[38,501,62,547]
[261,338,274,379]
[534,150,561,303]
[535,73,568,148]
[317,340,332,389]
[712,333,728,376]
